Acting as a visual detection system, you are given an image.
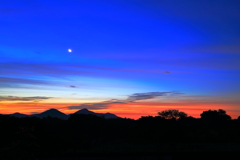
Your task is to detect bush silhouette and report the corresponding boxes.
[200,109,231,121]
[158,109,187,119]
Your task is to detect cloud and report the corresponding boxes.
[67,99,126,110]
[70,85,77,88]
[67,91,182,110]
[127,92,170,101]
[169,91,185,96]
[0,96,52,102]
[0,62,169,79]
[31,112,40,114]
[0,63,92,78]
[0,76,61,90]
[0,77,52,85]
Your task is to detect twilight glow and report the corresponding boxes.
[0,0,240,119]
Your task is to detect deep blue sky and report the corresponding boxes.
[0,0,240,118]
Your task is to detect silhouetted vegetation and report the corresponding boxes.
[200,109,231,121]
[158,109,187,119]
[1,109,240,159]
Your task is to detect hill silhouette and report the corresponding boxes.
[74,108,121,119]
[1,109,240,160]
[31,108,69,120]
[9,112,29,118]
[8,108,120,120]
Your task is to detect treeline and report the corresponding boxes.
[1,109,240,159]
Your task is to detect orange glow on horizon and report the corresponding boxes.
[0,102,80,115]
[1,100,239,120]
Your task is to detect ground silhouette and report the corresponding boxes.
[1,109,240,159]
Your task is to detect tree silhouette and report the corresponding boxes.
[158,109,187,119]
[200,109,231,121]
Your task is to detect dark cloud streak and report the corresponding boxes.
[67,91,182,110]
[127,92,169,101]
[0,62,170,78]
[0,96,52,102]
[0,77,52,85]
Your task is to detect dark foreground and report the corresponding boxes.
[2,110,240,159]
[3,143,240,160]
[34,152,240,160]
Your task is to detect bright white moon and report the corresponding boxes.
[68,49,72,52]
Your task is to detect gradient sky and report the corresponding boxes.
[1,0,240,119]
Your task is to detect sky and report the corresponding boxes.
[0,0,240,119]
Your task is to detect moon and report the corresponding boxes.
[68,49,72,52]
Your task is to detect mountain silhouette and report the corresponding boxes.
[74,108,95,115]
[104,112,120,119]
[10,112,29,118]
[31,108,69,120]
[74,108,121,119]
[8,108,120,119]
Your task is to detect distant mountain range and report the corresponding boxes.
[9,108,121,120]
[74,108,120,119]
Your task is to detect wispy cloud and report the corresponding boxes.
[67,91,182,110]
[67,99,125,110]
[0,96,52,102]
[0,62,169,78]
[0,77,52,85]
[127,92,169,101]
[0,76,57,90]
[0,63,93,77]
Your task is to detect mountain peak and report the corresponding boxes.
[81,108,89,111]
[46,108,60,112]
[37,108,68,120]
[13,112,21,114]
[75,108,95,114]
[74,109,121,119]
[10,112,28,118]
